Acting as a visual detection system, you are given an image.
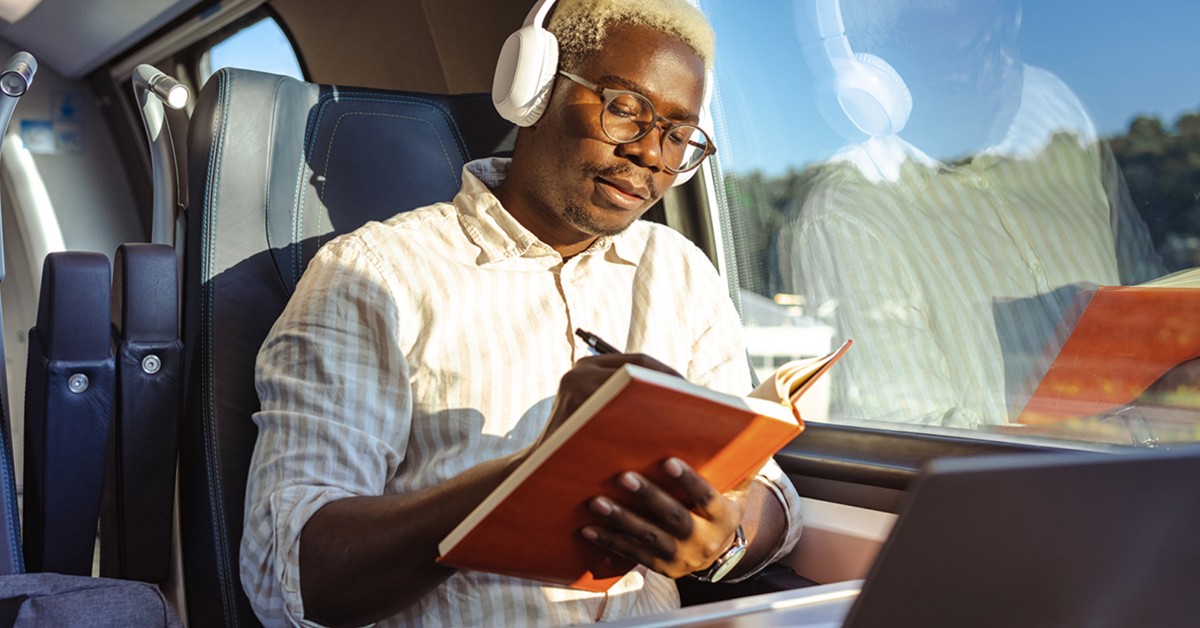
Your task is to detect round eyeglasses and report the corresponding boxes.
[558,71,716,174]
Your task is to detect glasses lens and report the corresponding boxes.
[601,91,655,142]
[598,87,713,173]
[663,124,711,173]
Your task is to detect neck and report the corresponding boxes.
[492,179,599,259]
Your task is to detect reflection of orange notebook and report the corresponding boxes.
[438,343,849,591]
[1017,269,1200,424]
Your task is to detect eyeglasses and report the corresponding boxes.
[558,71,716,174]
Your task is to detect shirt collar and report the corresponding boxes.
[456,158,639,266]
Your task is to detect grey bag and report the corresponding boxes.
[0,573,182,627]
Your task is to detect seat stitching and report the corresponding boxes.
[292,92,471,280]
[202,69,239,628]
[315,111,457,251]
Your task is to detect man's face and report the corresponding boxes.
[524,22,706,239]
[889,0,1024,156]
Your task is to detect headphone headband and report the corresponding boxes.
[524,0,557,27]
[795,0,912,137]
[492,0,713,186]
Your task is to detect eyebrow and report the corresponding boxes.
[594,74,701,124]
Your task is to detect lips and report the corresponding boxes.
[595,176,649,210]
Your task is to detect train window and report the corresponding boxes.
[701,0,1200,448]
[196,16,303,86]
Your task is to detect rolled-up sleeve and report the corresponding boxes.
[240,235,410,627]
[743,459,804,575]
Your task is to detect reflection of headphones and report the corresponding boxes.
[797,0,1024,138]
[492,0,713,185]
[796,0,912,137]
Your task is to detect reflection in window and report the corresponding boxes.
[702,0,1200,447]
[197,17,303,86]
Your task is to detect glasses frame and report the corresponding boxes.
[558,70,716,174]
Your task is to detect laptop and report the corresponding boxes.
[607,445,1200,628]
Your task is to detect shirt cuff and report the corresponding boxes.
[722,462,804,583]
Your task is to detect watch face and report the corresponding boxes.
[691,526,749,583]
[709,544,748,583]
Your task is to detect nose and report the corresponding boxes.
[614,125,665,172]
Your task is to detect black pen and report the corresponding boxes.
[575,328,621,355]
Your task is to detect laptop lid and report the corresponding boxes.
[844,446,1200,628]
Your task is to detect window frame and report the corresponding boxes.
[184,5,309,90]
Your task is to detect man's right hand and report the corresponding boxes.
[534,353,682,451]
[300,353,681,625]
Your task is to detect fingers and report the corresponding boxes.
[657,458,720,518]
[582,497,681,565]
[549,354,683,437]
[615,471,695,538]
[557,354,678,410]
[580,460,749,577]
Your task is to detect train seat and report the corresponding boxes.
[179,67,513,627]
[22,252,114,576]
[100,242,182,584]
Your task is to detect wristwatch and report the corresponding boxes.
[689,525,747,583]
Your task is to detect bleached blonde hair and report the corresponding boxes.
[548,0,715,72]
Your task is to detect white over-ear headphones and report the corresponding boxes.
[492,0,714,185]
[492,0,560,127]
[795,0,912,137]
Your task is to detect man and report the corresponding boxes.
[777,0,1164,427]
[241,0,804,625]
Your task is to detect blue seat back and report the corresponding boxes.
[180,68,513,627]
[22,252,115,576]
[0,290,20,576]
[100,243,182,583]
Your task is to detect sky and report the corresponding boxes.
[206,18,303,83]
[703,0,1200,175]
[210,2,1200,178]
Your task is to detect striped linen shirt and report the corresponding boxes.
[242,158,804,626]
[776,66,1165,428]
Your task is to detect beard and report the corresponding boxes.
[561,161,661,237]
[563,202,629,237]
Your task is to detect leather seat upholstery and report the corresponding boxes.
[0,286,20,576]
[180,68,513,627]
[100,243,182,583]
[22,252,115,576]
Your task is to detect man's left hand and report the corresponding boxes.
[580,457,750,578]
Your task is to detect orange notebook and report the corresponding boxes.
[437,340,850,592]
[1016,269,1200,424]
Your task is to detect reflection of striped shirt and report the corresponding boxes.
[243,158,803,626]
[777,67,1165,428]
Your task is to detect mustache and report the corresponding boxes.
[581,162,660,200]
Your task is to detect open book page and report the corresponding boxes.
[748,339,854,405]
[1142,266,1200,289]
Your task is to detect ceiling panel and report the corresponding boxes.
[0,0,204,78]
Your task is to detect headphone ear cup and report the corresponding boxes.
[492,25,560,127]
[833,52,913,136]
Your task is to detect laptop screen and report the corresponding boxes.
[844,446,1200,628]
